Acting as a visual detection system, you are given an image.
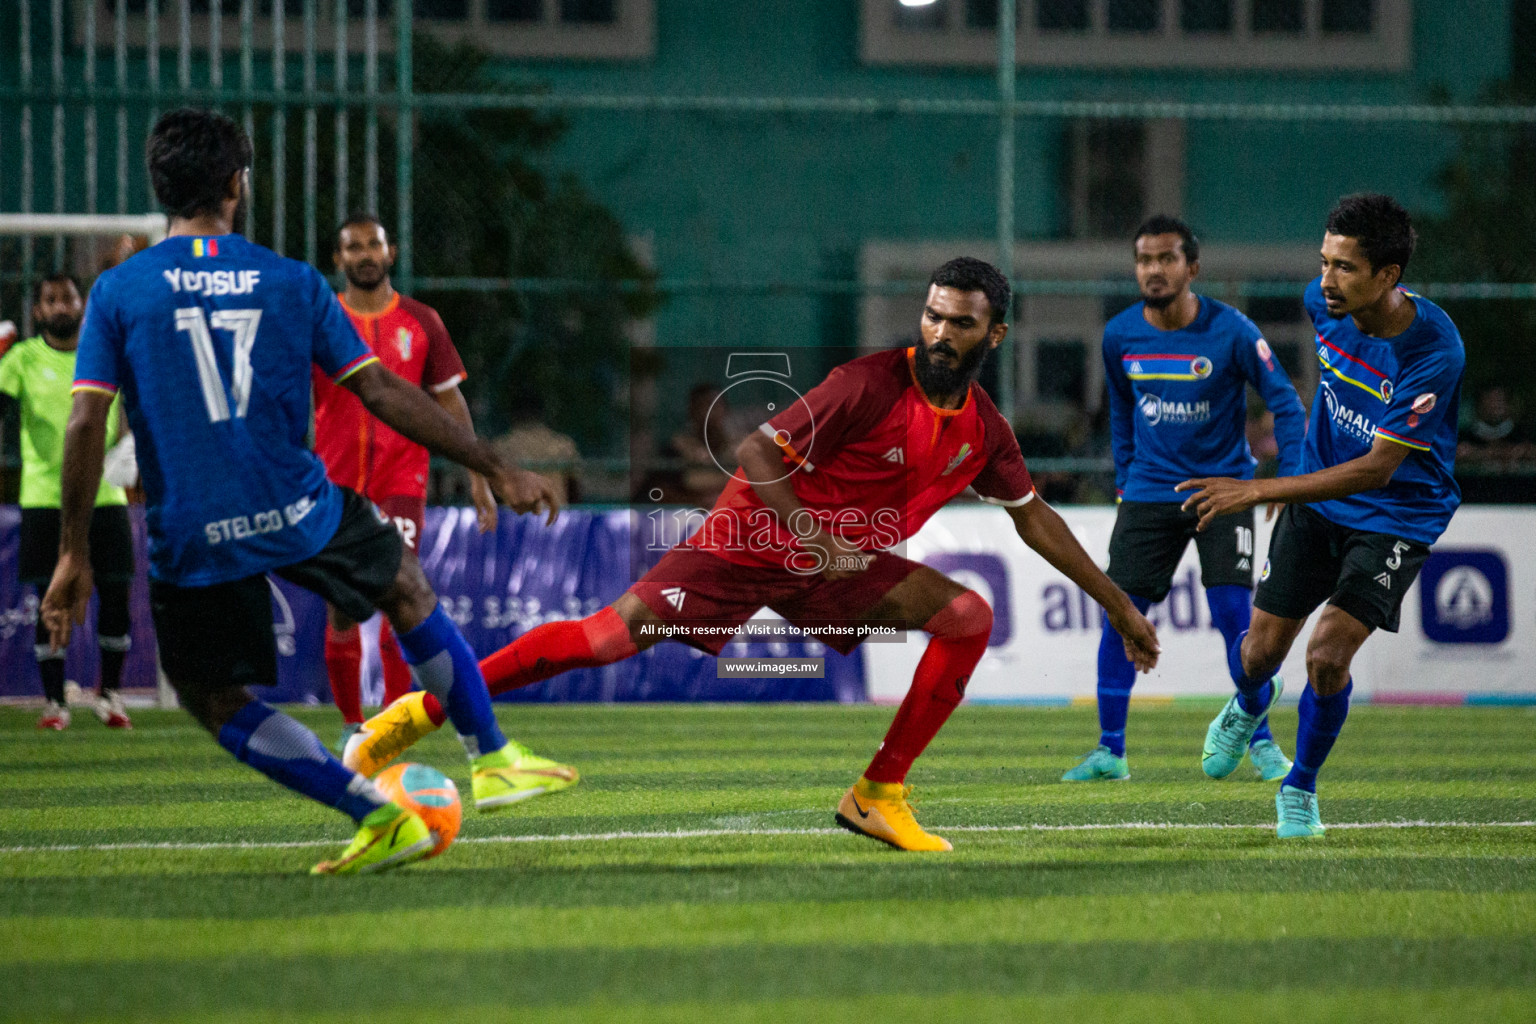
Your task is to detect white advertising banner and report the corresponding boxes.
[864,504,1534,703]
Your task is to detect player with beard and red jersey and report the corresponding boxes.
[317,214,578,801]
[344,257,1161,851]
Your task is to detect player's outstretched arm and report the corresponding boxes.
[342,362,560,523]
[736,430,869,580]
[40,390,113,650]
[1176,435,1412,530]
[434,384,498,534]
[1007,497,1159,672]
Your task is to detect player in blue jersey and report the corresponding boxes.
[1063,215,1307,783]
[1178,194,1465,837]
[40,108,562,874]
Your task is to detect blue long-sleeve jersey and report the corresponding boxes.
[1103,295,1307,504]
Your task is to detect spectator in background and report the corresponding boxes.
[1458,385,1536,466]
[1247,403,1279,479]
[664,383,744,509]
[492,388,581,506]
[0,274,136,730]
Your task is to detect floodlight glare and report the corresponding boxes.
[898,0,939,6]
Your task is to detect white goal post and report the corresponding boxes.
[0,213,168,244]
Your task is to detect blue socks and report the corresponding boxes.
[1209,590,1273,743]
[1096,595,1151,757]
[1224,627,1275,721]
[396,605,507,758]
[217,700,387,822]
[1284,679,1352,793]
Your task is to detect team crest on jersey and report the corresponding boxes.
[1190,356,1213,379]
[1260,559,1271,581]
[1380,379,1394,403]
[395,326,413,361]
[940,443,974,476]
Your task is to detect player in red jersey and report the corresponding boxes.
[316,215,577,802]
[346,258,1160,850]
[315,214,491,741]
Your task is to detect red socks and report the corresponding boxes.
[479,607,639,697]
[863,590,993,784]
[378,618,414,707]
[324,623,364,725]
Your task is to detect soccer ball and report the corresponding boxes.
[374,762,462,859]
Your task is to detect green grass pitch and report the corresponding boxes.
[3,701,1534,1023]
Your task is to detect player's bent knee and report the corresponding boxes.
[174,680,251,735]
[1304,643,1353,693]
[924,589,993,640]
[378,550,438,631]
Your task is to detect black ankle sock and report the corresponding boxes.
[38,657,66,705]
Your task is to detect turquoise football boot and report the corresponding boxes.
[1061,745,1130,782]
[1202,677,1284,779]
[1276,784,1326,838]
[1247,738,1294,781]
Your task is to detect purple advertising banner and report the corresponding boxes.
[1,505,865,704]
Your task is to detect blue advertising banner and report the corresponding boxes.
[1,505,865,704]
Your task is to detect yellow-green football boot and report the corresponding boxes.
[310,804,434,875]
[470,740,580,811]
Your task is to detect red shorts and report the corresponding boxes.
[375,494,426,552]
[629,545,924,655]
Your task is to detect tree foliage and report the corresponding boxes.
[1415,72,1536,408]
[258,31,655,457]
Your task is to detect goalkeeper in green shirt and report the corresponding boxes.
[0,273,136,729]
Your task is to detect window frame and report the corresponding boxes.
[859,0,1410,71]
[78,0,655,62]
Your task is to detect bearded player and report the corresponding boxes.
[346,257,1161,851]
[1178,194,1465,838]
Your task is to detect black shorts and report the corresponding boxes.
[18,505,136,585]
[1253,502,1429,633]
[151,487,404,692]
[1106,500,1256,603]
[271,487,405,623]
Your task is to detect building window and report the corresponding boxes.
[1181,0,1234,33]
[560,0,616,23]
[1037,0,1090,31]
[860,0,1410,69]
[965,0,1000,30]
[487,0,541,21]
[1251,0,1304,32]
[1065,120,1146,239]
[1107,0,1160,33]
[1322,0,1373,33]
[1062,118,1184,240]
[84,0,653,61]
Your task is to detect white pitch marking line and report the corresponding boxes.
[1,820,1533,855]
